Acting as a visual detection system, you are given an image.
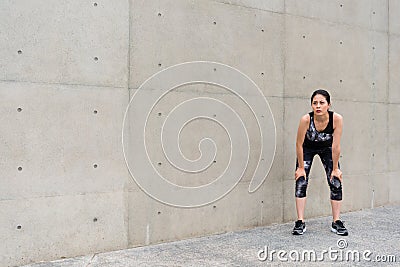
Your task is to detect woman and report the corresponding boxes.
[292,89,348,236]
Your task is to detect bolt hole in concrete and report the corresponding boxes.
[372,46,375,50]
[93,218,98,222]
[213,205,217,208]
[261,29,264,32]
[93,110,98,114]
[17,107,22,112]
[17,50,22,54]
[339,41,343,44]
[158,112,162,116]
[94,57,99,61]
[158,63,162,67]
[158,12,162,16]
[261,72,264,75]
[18,167,22,171]
[302,35,306,39]
[213,68,217,71]
[303,76,306,79]
[213,160,217,163]
[93,2,97,7]
[340,4,343,7]
[158,162,162,166]
[339,79,343,83]
[17,225,22,230]
[93,164,98,168]
[213,21,217,25]
[157,211,161,215]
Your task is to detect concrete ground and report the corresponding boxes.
[22,205,400,267]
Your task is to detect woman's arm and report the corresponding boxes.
[331,113,343,180]
[295,115,309,179]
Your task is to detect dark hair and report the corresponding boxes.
[311,89,330,104]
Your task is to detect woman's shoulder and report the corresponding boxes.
[300,114,310,124]
[332,112,343,121]
[332,112,343,129]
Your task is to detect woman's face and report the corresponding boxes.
[311,94,330,115]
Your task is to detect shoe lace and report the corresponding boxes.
[295,220,303,228]
[335,220,345,228]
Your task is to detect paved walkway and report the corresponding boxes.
[23,205,400,266]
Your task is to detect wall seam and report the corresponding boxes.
[285,13,388,35]
[282,0,287,223]
[386,0,391,202]
[0,79,126,89]
[126,0,132,248]
[209,0,283,15]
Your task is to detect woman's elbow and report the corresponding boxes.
[296,141,303,149]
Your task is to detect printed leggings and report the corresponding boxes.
[295,146,342,201]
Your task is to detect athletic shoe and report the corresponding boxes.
[331,220,348,236]
[292,220,306,235]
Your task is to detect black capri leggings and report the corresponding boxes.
[295,146,342,201]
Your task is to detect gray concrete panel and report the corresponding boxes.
[211,0,284,13]
[304,178,332,218]
[389,34,400,103]
[367,103,389,174]
[334,100,381,175]
[0,1,129,87]
[286,0,388,32]
[282,97,310,180]
[341,174,375,211]
[389,0,400,34]
[123,62,279,206]
[124,86,278,192]
[127,181,283,247]
[0,192,127,267]
[285,14,388,103]
[372,173,390,207]
[282,179,297,222]
[388,103,400,171]
[129,0,284,97]
[389,171,400,203]
[0,82,128,200]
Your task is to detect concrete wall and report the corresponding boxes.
[0,0,399,266]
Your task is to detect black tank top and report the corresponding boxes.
[303,111,334,148]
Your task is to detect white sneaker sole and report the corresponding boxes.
[293,227,306,235]
[331,227,348,235]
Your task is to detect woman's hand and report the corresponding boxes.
[295,167,306,180]
[330,168,342,181]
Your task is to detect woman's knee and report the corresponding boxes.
[329,176,342,200]
[295,176,308,198]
